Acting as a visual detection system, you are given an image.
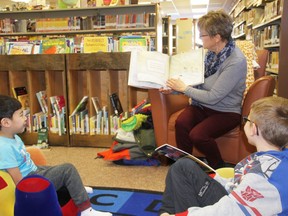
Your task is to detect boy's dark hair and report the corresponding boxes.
[0,95,22,130]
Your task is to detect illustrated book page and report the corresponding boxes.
[128,48,205,89]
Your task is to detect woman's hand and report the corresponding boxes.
[166,78,187,93]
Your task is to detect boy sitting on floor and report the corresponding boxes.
[0,95,111,216]
[160,96,288,216]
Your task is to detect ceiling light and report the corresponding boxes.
[11,0,31,2]
[191,8,208,13]
[190,0,209,5]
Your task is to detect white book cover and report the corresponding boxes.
[128,48,205,89]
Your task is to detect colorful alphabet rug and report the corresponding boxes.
[89,187,163,216]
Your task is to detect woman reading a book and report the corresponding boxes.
[160,10,247,169]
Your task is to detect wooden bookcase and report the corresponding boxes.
[230,0,287,98]
[0,53,148,147]
[0,54,69,146]
[0,4,163,147]
[66,52,147,147]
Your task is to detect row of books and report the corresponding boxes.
[0,13,155,34]
[0,35,153,55]
[69,96,123,135]
[12,87,67,135]
[252,25,280,50]
[232,0,283,29]
[267,51,279,71]
[32,93,66,136]
[12,86,150,136]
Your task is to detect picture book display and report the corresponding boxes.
[83,36,111,53]
[70,96,89,116]
[119,36,148,52]
[128,48,205,89]
[154,144,217,173]
[42,38,67,54]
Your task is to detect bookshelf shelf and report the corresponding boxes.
[0,3,162,52]
[252,15,281,30]
[265,68,278,74]
[0,27,157,37]
[233,32,245,39]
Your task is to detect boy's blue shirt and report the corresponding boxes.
[0,135,37,177]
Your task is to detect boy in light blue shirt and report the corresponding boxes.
[0,95,111,216]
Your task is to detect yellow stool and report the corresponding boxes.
[0,170,15,216]
[216,167,234,178]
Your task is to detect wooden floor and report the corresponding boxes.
[42,146,169,192]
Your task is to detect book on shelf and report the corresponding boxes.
[79,108,89,134]
[42,38,67,54]
[128,48,205,89]
[7,42,34,55]
[37,127,48,145]
[83,36,112,53]
[109,93,123,117]
[18,94,30,110]
[70,96,89,117]
[32,111,47,132]
[119,36,148,52]
[154,144,217,173]
[49,95,66,136]
[12,86,30,110]
[91,96,102,114]
[36,90,48,114]
[12,86,28,98]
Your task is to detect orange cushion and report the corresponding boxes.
[26,147,47,166]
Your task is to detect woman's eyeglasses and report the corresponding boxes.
[243,116,259,135]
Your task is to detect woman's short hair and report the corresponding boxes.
[250,96,288,149]
[197,10,233,41]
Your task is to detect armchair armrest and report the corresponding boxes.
[148,89,189,146]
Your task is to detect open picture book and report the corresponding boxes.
[128,48,205,89]
[154,144,217,173]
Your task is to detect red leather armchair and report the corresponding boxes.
[149,75,276,164]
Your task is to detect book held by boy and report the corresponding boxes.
[128,48,205,89]
[154,143,217,173]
